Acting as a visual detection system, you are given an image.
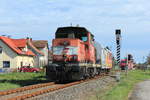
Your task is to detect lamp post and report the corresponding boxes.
[115,29,121,68]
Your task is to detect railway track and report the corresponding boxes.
[0,73,108,100]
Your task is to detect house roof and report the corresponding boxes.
[25,50,35,56]
[11,39,27,48]
[32,40,48,48]
[0,36,35,56]
[28,40,44,56]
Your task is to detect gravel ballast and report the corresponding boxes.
[28,76,116,100]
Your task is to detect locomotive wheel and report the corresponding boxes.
[87,68,94,78]
[81,67,87,80]
[97,68,101,75]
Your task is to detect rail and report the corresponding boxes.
[0,73,108,100]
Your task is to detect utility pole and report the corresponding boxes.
[115,29,121,68]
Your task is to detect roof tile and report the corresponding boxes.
[32,40,48,48]
[0,36,35,56]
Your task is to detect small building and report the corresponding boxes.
[0,36,35,69]
[0,36,49,71]
[31,40,49,67]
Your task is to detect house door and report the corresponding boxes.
[21,62,23,67]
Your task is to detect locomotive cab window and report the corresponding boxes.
[81,37,88,42]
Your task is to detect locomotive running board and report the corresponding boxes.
[65,63,101,67]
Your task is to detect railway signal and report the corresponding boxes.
[115,29,121,66]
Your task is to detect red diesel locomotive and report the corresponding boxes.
[46,26,112,82]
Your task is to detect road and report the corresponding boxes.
[129,80,150,100]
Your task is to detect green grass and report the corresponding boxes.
[88,70,150,100]
[0,72,48,91]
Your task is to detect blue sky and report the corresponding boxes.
[0,0,149,63]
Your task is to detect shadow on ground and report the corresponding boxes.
[0,76,53,87]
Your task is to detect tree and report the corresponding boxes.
[146,53,150,65]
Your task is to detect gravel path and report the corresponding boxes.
[129,80,150,100]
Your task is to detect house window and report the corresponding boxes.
[3,61,10,68]
[0,46,2,53]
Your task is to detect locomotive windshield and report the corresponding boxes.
[55,27,88,41]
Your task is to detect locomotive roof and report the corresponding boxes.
[55,26,94,36]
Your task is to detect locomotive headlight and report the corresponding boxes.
[63,41,69,46]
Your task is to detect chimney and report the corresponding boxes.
[2,35,6,37]
[26,37,32,41]
[26,37,30,39]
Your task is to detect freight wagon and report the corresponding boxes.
[46,26,113,82]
